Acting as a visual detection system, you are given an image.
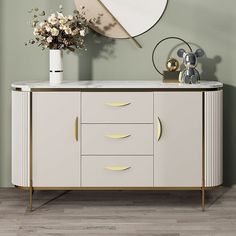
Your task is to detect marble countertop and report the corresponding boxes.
[12,80,223,91]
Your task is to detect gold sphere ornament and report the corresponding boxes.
[166,58,179,72]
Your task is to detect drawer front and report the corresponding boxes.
[81,156,153,187]
[81,92,153,123]
[82,124,153,155]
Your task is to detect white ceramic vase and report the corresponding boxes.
[49,49,63,84]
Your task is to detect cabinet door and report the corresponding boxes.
[154,92,202,187]
[33,92,80,187]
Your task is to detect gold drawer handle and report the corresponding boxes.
[106,102,131,107]
[74,117,78,141]
[105,166,131,171]
[157,116,162,141]
[105,134,131,139]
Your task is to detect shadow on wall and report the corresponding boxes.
[198,56,222,82]
[223,84,236,186]
[78,32,116,81]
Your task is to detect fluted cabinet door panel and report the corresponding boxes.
[12,91,30,187]
[205,90,223,187]
[32,92,80,187]
[154,92,202,187]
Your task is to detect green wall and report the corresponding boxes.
[0,0,235,187]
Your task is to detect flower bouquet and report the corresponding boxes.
[25,5,95,84]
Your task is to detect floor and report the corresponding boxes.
[0,187,236,236]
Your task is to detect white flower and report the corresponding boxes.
[39,22,45,28]
[72,29,79,36]
[59,24,64,30]
[68,15,73,21]
[80,29,86,36]
[51,27,59,36]
[64,27,72,35]
[45,24,51,32]
[33,27,40,36]
[57,12,64,19]
[48,14,58,25]
[60,24,68,30]
[59,16,68,25]
[46,36,53,43]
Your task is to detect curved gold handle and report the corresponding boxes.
[74,117,78,141]
[157,117,162,141]
[106,102,131,107]
[105,134,131,139]
[105,166,131,171]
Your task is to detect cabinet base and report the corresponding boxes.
[15,185,222,212]
[15,185,221,191]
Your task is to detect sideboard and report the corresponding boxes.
[11,81,223,211]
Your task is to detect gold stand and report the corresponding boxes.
[16,185,218,211]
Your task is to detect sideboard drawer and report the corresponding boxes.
[81,156,153,187]
[82,124,153,155]
[81,92,153,123]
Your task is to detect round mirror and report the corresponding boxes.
[74,0,168,39]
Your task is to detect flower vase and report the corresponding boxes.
[49,49,63,84]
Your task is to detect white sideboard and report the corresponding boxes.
[11,81,223,210]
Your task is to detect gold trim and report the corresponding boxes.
[11,87,223,92]
[105,166,131,171]
[105,134,131,139]
[15,185,222,191]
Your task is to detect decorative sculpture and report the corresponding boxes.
[177,49,204,84]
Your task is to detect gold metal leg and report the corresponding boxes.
[201,188,205,211]
[29,185,33,211]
